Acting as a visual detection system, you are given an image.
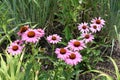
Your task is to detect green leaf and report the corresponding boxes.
[7,18,15,23]
[63,26,72,41]
[58,42,67,46]
[23,62,33,80]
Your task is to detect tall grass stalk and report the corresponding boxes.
[114,25,120,45]
[100,0,120,38]
[3,0,57,27]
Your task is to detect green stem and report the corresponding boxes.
[10,62,15,80]
[31,43,38,79]
[16,48,25,76]
[52,45,55,57]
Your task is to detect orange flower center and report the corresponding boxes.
[74,41,80,47]
[82,26,87,29]
[60,48,66,54]
[85,34,90,39]
[69,53,76,59]
[12,45,18,51]
[96,20,101,24]
[52,36,56,40]
[27,31,35,38]
[20,26,28,33]
[93,25,97,29]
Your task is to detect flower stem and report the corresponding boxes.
[52,45,55,57]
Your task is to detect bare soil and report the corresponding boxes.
[79,41,120,80]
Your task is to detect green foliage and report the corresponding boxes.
[102,0,120,38]
[114,25,120,46]
[56,0,81,41]
[0,0,119,80]
[63,26,73,41]
[2,0,57,27]
[0,0,58,45]
[0,52,25,80]
[35,55,74,80]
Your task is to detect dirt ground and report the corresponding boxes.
[79,41,120,80]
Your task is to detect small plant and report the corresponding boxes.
[0,51,25,80]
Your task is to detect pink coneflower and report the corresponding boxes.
[90,23,101,33]
[37,28,45,38]
[65,51,82,66]
[22,29,40,43]
[47,34,62,44]
[55,47,69,60]
[13,40,23,45]
[81,33,94,43]
[7,43,23,55]
[67,39,86,51]
[91,17,105,27]
[78,22,89,33]
[17,25,29,36]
